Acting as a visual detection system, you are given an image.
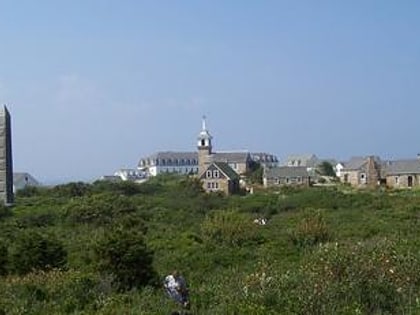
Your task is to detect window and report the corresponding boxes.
[395,176,399,184]
[297,177,301,182]
[207,182,211,189]
[275,178,280,185]
[286,177,290,184]
[215,182,219,189]
[206,170,212,178]
[211,182,215,188]
[213,170,219,178]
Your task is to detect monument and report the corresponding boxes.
[0,106,13,205]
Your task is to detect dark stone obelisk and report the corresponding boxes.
[0,106,13,205]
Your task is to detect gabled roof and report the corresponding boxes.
[342,157,366,170]
[265,166,309,178]
[13,172,40,186]
[212,162,239,180]
[282,154,318,167]
[384,159,420,175]
[342,156,382,171]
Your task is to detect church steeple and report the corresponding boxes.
[197,115,213,175]
[197,115,212,150]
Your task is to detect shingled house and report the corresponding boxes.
[263,166,311,187]
[339,156,381,188]
[200,162,239,194]
[384,159,420,188]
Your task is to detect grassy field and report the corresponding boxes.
[1,175,420,314]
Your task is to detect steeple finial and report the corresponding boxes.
[202,115,207,131]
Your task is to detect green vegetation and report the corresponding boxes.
[316,161,336,177]
[2,175,420,314]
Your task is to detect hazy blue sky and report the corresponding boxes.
[1,1,420,183]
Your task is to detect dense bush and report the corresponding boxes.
[52,182,91,198]
[7,176,420,313]
[9,230,67,275]
[278,239,420,314]
[290,208,332,249]
[63,193,137,226]
[201,210,261,246]
[0,270,105,314]
[0,240,8,276]
[94,228,156,290]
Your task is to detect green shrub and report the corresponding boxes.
[9,231,67,275]
[52,182,91,198]
[16,212,57,228]
[201,210,261,246]
[290,209,332,248]
[63,193,137,226]
[0,240,8,276]
[280,239,420,314]
[94,228,156,290]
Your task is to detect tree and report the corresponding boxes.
[10,231,67,275]
[316,161,336,177]
[94,228,156,290]
[245,161,263,185]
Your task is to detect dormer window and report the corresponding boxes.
[201,139,205,146]
[213,170,219,178]
[206,170,212,178]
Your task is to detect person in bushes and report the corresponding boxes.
[164,270,190,310]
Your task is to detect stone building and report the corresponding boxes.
[384,159,420,188]
[138,117,276,178]
[200,162,239,194]
[263,166,311,187]
[339,156,381,188]
[0,106,13,204]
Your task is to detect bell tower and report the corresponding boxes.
[197,116,212,175]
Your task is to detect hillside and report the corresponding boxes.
[1,174,420,314]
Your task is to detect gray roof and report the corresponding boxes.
[213,162,239,180]
[146,151,198,160]
[384,159,420,175]
[212,151,250,164]
[342,157,366,170]
[13,172,40,186]
[251,152,279,163]
[265,166,309,178]
[139,150,252,166]
[342,156,382,171]
[282,154,318,167]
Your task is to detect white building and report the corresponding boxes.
[13,172,40,193]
